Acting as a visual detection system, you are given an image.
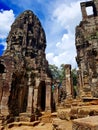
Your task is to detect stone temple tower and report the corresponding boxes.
[76,0,98,99]
[0,10,52,119]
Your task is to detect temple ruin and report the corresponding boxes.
[76,0,98,99]
[0,10,52,119]
[0,0,98,129]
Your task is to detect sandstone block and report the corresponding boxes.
[73,116,98,130]
[57,109,70,120]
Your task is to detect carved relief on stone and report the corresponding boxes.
[0,10,52,116]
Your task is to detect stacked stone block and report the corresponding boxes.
[76,0,98,98]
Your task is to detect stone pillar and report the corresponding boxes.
[54,86,59,111]
[54,81,59,108]
[81,2,87,19]
[26,86,33,113]
[33,88,38,110]
[1,73,9,115]
[26,72,34,113]
[33,78,40,111]
[45,78,52,112]
[65,64,73,99]
[77,70,83,98]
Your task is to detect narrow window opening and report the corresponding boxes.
[86,6,93,16]
[0,64,5,73]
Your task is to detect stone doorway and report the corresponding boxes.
[8,73,28,115]
[0,64,5,73]
[38,81,46,111]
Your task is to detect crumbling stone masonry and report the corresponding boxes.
[56,64,74,107]
[76,0,98,98]
[0,10,52,118]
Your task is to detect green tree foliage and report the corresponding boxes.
[59,64,65,82]
[49,64,60,80]
[49,64,77,86]
[49,64,78,97]
[49,64,65,82]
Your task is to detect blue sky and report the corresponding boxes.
[0,0,91,68]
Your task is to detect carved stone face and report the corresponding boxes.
[11,29,23,45]
[6,10,46,56]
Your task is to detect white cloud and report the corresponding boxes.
[46,0,84,68]
[46,28,77,68]
[0,9,15,39]
[86,6,93,15]
[52,1,83,32]
[0,0,88,68]
[56,32,74,51]
[46,51,77,68]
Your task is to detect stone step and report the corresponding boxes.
[19,113,35,122]
[73,116,98,130]
[52,118,72,130]
[57,108,71,120]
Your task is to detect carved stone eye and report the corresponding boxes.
[92,49,97,56]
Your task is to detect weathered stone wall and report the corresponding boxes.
[0,57,14,115]
[76,0,98,98]
[0,10,52,117]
